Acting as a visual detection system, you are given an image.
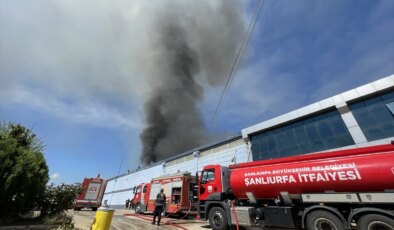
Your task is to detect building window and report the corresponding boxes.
[250,109,354,161]
[387,102,394,115]
[349,90,394,141]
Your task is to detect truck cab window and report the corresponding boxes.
[201,169,215,184]
[143,186,147,193]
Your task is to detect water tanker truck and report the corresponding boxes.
[197,143,394,230]
[74,176,107,211]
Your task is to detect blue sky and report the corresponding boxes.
[1,1,393,184]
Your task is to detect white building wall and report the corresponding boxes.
[103,141,247,207]
[103,164,163,207]
[165,144,247,175]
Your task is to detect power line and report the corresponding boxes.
[109,157,124,205]
[210,0,266,127]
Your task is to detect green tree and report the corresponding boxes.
[0,122,49,220]
[40,183,83,216]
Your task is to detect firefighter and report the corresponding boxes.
[125,199,130,210]
[152,188,166,226]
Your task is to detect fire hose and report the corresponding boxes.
[165,200,199,224]
[124,212,188,230]
[125,201,203,229]
[230,200,240,230]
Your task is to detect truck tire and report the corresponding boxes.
[357,214,394,230]
[92,207,98,211]
[306,210,344,230]
[135,203,142,214]
[209,207,229,230]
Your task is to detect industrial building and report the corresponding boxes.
[103,75,394,209]
[103,136,248,208]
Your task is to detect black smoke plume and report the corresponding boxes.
[139,1,245,164]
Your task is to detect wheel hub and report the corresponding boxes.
[213,211,223,226]
[314,217,338,230]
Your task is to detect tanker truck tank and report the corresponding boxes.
[229,144,394,200]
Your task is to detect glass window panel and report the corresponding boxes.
[371,106,392,123]
[381,123,394,137]
[381,91,394,100]
[267,135,277,153]
[260,137,268,154]
[325,137,337,148]
[305,123,319,141]
[251,108,354,161]
[301,143,310,153]
[336,134,354,146]
[312,139,325,150]
[318,120,334,137]
[387,102,394,115]
[294,126,308,143]
[350,90,394,141]
[329,116,348,134]
[287,129,297,148]
[349,101,365,110]
[366,128,384,140]
[364,96,382,107]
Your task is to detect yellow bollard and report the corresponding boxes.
[91,206,114,230]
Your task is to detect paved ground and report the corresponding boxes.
[72,209,293,230]
[72,209,210,230]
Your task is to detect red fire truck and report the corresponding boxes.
[198,143,394,230]
[132,172,198,215]
[74,176,107,211]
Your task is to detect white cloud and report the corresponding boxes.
[0,84,141,129]
[50,173,60,180]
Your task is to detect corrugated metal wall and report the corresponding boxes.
[103,139,247,208]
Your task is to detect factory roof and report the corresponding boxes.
[108,134,242,180]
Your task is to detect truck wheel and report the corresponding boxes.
[209,207,229,230]
[135,203,142,214]
[306,210,344,230]
[92,207,98,211]
[357,214,394,230]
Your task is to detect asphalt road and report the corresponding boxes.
[72,209,206,230]
[110,215,174,230]
[72,209,293,230]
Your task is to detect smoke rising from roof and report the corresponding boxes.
[138,1,246,164]
[0,0,246,164]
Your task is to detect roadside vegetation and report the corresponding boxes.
[0,122,82,228]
